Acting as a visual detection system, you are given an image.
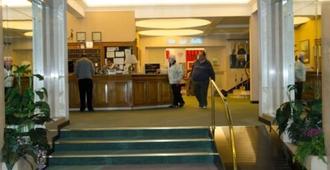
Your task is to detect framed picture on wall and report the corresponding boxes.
[76,32,86,42]
[92,32,102,42]
[300,40,310,63]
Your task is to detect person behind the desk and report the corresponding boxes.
[75,55,95,112]
[191,51,215,109]
[4,56,14,93]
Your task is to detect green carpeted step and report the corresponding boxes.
[54,138,215,151]
[59,127,211,140]
[48,127,222,168]
[47,164,221,170]
[48,148,220,166]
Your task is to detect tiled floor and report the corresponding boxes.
[65,96,261,129]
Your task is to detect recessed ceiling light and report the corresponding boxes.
[138,29,203,36]
[2,0,31,7]
[136,19,210,29]
[83,0,250,7]
[294,17,310,25]
[24,31,33,37]
[2,20,32,30]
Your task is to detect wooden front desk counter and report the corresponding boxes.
[69,74,172,110]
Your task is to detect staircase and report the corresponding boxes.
[48,127,222,169]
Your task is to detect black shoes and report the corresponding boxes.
[169,105,178,108]
[169,102,185,108]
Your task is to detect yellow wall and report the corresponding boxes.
[3,39,33,67]
[294,18,321,70]
[67,11,136,42]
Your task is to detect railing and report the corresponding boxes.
[209,79,237,170]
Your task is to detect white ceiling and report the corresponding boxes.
[1,0,320,39]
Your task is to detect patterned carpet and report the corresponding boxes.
[65,96,261,129]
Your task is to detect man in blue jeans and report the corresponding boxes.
[191,51,215,109]
[75,55,95,112]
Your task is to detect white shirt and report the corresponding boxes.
[168,64,183,84]
[295,60,306,82]
[4,68,14,87]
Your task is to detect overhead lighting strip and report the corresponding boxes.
[83,0,250,7]
[138,29,203,36]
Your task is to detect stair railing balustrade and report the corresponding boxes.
[209,79,237,170]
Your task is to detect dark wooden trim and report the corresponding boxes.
[258,114,274,126]
[226,79,249,93]
[250,100,259,104]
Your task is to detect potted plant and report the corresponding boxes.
[2,65,51,170]
[275,85,327,169]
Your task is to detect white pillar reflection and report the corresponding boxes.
[258,0,295,117]
[32,0,69,119]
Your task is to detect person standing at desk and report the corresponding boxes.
[168,56,184,108]
[75,55,95,112]
[295,53,306,100]
[191,51,215,109]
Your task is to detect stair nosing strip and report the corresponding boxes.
[61,126,210,131]
[55,138,213,144]
[49,152,219,158]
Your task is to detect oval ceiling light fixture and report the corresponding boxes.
[2,21,32,30]
[138,29,203,36]
[294,17,310,25]
[24,31,33,37]
[136,19,211,29]
[83,0,250,7]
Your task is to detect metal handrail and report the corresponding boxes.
[209,79,237,170]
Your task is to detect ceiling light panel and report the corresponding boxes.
[24,31,33,37]
[136,19,211,29]
[2,0,31,7]
[83,0,250,7]
[294,17,310,25]
[138,29,203,36]
[2,20,33,30]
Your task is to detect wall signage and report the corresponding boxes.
[167,37,203,45]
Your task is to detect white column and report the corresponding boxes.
[258,0,295,117]
[0,0,5,165]
[249,11,259,102]
[32,0,69,119]
[321,2,330,169]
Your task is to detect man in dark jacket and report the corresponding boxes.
[75,55,95,112]
[191,51,215,109]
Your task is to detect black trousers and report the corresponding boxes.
[78,78,93,111]
[193,80,209,107]
[171,84,184,106]
[295,82,303,100]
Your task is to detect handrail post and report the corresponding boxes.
[209,79,237,170]
[211,82,215,137]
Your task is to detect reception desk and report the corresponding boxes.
[69,74,172,110]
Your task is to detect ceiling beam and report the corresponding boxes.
[67,0,85,18]
[203,18,224,36]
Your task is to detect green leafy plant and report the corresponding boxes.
[295,129,326,165]
[2,65,51,170]
[275,85,325,166]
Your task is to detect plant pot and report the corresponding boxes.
[2,156,35,170]
[305,155,328,170]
